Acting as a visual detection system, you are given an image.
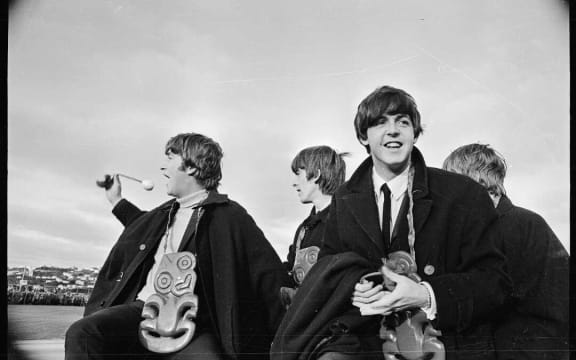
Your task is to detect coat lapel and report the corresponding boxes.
[410,148,433,236]
[344,158,386,254]
[408,148,435,268]
[343,149,434,258]
[343,191,385,254]
[412,197,432,236]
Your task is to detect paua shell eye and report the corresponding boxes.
[177,255,194,270]
[155,272,173,294]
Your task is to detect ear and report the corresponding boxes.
[311,170,321,183]
[186,167,198,177]
[359,137,369,146]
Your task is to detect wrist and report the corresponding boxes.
[419,282,432,309]
[109,196,123,208]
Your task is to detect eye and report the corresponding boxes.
[155,272,173,294]
[142,302,159,319]
[375,117,389,126]
[397,117,412,127]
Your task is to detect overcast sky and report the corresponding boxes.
[8,0,569,269]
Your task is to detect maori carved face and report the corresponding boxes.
[380,251,445,360]
[292,246,320,284]
[381,309,445,360]
[139,252,198,353]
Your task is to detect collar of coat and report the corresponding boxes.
[345,146,429,200]
[495,194,514,215]
[303,205,330,229]
[341,146,433,251]
[155,190,229,212]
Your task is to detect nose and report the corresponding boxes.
[385,122,399,136]
[292,176,299,187]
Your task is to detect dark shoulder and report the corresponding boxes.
[207,196,250,218]
[334,179,355,198]
[501,203,547,227]
[150,199,175,212]
[427,166,478,186]
[427,167,488,201]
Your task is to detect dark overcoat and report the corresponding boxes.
[492,196,569,360]
[85,191,290,359]
[320,147,511,359]
[271,252,379,360]
[284,207,330,277]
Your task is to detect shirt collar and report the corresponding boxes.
[177,189,209,208]
[372,165,409,201]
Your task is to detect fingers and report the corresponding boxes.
[381,266,403,281]
[352,284,384,303]
[357,305,394,316]
[354,280,375,293]
[111,174,121,186]
[353,291,395,315]
[105,174,123,206]
[352,290,394,307]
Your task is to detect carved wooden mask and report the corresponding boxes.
[292,245,320,284]
[139,252,198,353]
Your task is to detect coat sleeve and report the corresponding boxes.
[237,212,292,333]
[112,198,146,227]
[427,185,511,332]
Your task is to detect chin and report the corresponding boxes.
[166,189,177,197]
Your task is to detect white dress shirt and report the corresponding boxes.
[372,167,409,241]
[371,166,437,320]
[136,189,208,302]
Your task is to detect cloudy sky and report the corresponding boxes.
[8,0,569,269]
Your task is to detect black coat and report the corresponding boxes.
[271,252,380,360]
[85,191,290,359]
[320,147,511,359]
[284,206,330,281]
[492,196,570,360]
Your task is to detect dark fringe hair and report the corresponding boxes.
[354,85,423,152]
[291,145,349,196]
[165,133,223,190]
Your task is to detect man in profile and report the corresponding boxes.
[66,132,289,359]
[281,145,347,306]
[443,143,569,360]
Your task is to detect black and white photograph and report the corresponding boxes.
[7,0,570,359]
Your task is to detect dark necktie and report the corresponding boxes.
[381,184,392,246]
[167,201,180,228]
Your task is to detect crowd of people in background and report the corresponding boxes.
[7,288,88,306]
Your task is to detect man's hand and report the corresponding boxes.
[352,279,387,305]
[353,266,429,316]
[105,174,123,206]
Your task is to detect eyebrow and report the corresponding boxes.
[374,113,411,122]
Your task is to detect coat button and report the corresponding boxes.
[116,271,124,282]
[99,300,106,306]
[424,265,435,275]
[139,244,146,251]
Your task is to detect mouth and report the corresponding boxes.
[139,327,193,354]
[383,141,403,149]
